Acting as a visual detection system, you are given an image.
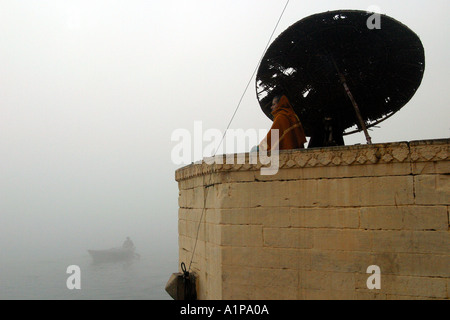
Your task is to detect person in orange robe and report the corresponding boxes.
[260,95,307,151]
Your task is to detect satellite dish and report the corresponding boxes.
[256,10,425,147]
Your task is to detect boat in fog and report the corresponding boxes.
[88,237,139,263]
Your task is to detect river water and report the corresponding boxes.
[0,246,178,300]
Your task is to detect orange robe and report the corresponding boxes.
[262,96,307,151]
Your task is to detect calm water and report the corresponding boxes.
[0,248,178,300]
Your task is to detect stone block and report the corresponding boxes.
[205,274,222,300]
[222,283,297,300]
[360,206,448,230]
[394,253,450,278]
[218,170,256,184]
[356,273,448,298]
[288,176,414,207]
[179,208,204,223]
[412,161,450,175]
[221,247,308,270]
[221,283,253,300]
[351,251,450,278]
[184,220,206,242]
[313,229,372,251]
[222,266,298,288]
[251,285,298,300]
[301,289,357,300]
[355,291,387,300]
[330,272,356,291]
[290,207,360,228]
[263,228,314,249]
[206,223,221,245]
[218,181,291,208]
[371,230,450,254]
[217,207,290,227]
[220,225,263,247]
[299,270,331,290]
[256,162,412,181]
[205,209,220,224]
[178,219,187,237]
[414,174,450,205]
[310,250,365,273]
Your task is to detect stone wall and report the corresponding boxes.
[176,139,449,300]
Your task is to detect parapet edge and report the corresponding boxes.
[175,139,449,182]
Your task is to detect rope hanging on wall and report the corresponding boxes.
[186,0,291,275]
[168,2,291,300]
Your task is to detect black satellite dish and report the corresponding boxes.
[256,10,425,147]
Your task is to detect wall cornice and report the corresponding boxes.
[175,139,449,182]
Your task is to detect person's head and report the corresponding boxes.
[271,95,281,112]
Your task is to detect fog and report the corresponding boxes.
[0,0,449,298]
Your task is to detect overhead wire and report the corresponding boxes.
[214,0,291,155]
[186,0,291,273]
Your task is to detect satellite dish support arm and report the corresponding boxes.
[332,59,373,145]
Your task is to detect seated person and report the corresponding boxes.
[260,95,307,151]
[122,237,135,249]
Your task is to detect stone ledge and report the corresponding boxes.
[175,139,449,182]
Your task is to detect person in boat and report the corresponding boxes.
[122,237,135,250]
[259,95,307,151]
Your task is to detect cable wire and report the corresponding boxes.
[214,0,291,156]
[186,0,291,273]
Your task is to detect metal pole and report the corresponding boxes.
[332,58,373,145]
[339,74,373,144]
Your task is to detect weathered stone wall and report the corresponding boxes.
[176,139,449,300]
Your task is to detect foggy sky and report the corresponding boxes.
[1,0,449,263]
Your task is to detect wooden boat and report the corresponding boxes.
[88,247,137,264]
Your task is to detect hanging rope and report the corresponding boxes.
[185,0,291,274]
[187,173,209,273]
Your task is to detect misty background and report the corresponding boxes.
[0,0,449,299]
